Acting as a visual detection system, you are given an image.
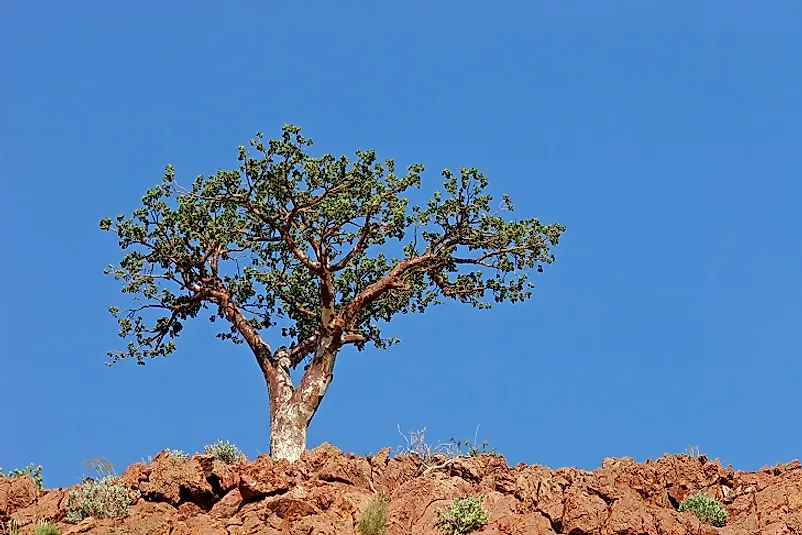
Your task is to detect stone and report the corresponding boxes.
[5,444,802,535]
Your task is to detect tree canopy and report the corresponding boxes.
[101,125,565,370]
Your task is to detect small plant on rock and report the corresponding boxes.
[449,425,499,458]
[65,476,139,523]
[684,445,703,458]
[435,496,489,535]
[679,492,728,527]
[33,520,60,535]
[165,448,189,461]
[357,494,389,535]
[83,457,115,480]
[0,463,44,489]
[203,439,244,465]
[5,518,22,535]
[449,438,499,457]
[396,426,458,463]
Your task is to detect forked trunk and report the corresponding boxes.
[263,336,338,462]
[219,285,340,462]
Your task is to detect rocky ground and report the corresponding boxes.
[1,443,800,534]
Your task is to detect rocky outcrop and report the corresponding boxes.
[2,444,800,534]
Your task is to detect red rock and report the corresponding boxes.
[299,442,372,490]
[177,501,204,519]
[237,455,293,501]
[119,461,151,490]
[6,488,67,525]
[0,476,38,515]
[209,488,243,519]
[5,445,802,535]
[139,453,233,510]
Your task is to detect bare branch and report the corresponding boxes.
[451,244,537,266]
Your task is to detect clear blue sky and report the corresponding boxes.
[2,2,800,489]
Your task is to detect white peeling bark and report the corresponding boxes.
[267,336,338,462]
[270,404,309,462]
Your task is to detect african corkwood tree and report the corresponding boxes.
[100,125,566,461]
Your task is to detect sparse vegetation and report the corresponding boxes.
[33,520,60,535]
[83,457,115,480]
[435,496,489,535]
[0,463,44,489]
[685,445,702,458]
[679,492,728,527]
[204,439,244,465]
[396,426,459,462]
[65,476,140,523]
[449,438,499,458]
[357,494,389,535]
[396,426,500,470]
[165,448,189,461]
[5,518,22,535]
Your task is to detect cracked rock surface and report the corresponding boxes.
[2,444,801,534]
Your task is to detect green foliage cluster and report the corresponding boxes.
[678,492,728,527]
[357,494,389,535]
[100,124,565,367]
[33,521,60,535]
[0,463,43,489]
[65,476,139,523]
[165,448,189,461]
[203,439,244,465]
[435,496,489,535]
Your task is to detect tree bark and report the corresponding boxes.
[260,334,340,462]
[263,361,310,461]
[269,400,310,462]
[211,277,345,462]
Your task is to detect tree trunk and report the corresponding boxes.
[270,401,311,462]
[215,285,340,463]
[263,336,339,462]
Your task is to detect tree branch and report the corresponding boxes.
[451,244,536,266]
[286,331,368,369]
[338,253,433,327]
[329,207,378,271]
[244,200,322,274]
[206,283,272,363]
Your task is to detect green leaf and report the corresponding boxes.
[101,125,565,365]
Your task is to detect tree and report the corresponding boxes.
[100,125,566,461]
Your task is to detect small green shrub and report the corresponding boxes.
[435,496,489,535]
[203,439,244,465]
[449,438,499,457]
[0,463,44,489]
[65,476,139,523]
[165,448,189,461]
[33,520,60,535]
[679,492,728,527]
[357,494,389,535]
